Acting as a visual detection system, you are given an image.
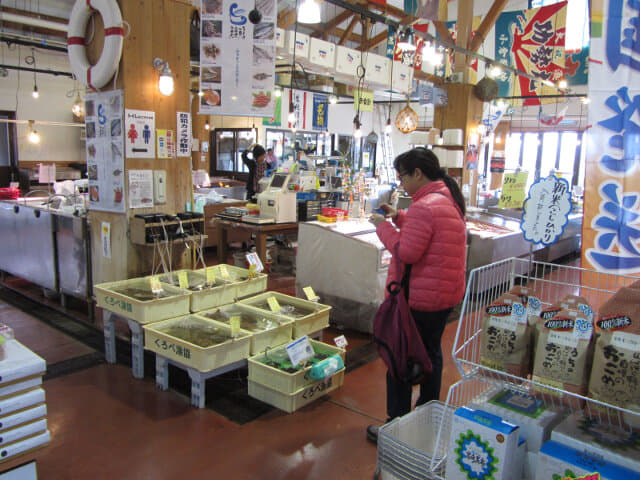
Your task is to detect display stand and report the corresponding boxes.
[102,311,145,379]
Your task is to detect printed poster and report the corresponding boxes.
[125,109,155,158]
[495,3,567,105]
[262,94,282,126]
[176,112,192,157]
[582,0,640,274]
[289,90,306,130]
[312,94,328,131]
[128,170,154,209]
[499,171,528,209]
[156,129,175,158]
[199,0,277,117]
[84,89,125,213]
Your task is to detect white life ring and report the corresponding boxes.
[67,0,124,91]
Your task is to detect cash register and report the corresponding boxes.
[255,173,297,223]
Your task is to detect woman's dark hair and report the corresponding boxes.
[394,147,466,215]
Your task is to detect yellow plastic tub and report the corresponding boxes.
[238,292,331,338]
[248,369,345,413]
[159,269,237,313]
[198,303,293,355]
[247,339,345,393]
[95,277,191,324]
[143,315,252,371]
[194,264,268,301]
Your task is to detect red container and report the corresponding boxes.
[0,188,20,200]
[321,207,348,218]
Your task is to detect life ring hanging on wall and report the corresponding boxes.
[67,0,124,91]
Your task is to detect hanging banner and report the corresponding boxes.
[312,94,328,131]
[176,112,191,157]
[386,26,395,59]
[354,89,374,113]
[403,0,438,20]
[566,47,589,86]
[289,90,306,130]
[262,94,282,126]
[481,102,507,132]
[85,90,125,213]
[495,3,567,106]
[538,103,569,126]
[199,0,277,117]
[583,0,640,274]
[434,17,481,82]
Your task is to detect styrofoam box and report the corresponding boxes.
[391,62,412,94]
[275,27,285,49]
[448,150,464,168]
[248,369,344,413]
[285,30,309,59]
[432,147,448,164]
[199,303,293,355]
[0,430,49,463]
[536,440,639,480]
[95,277,191,324]
[469,387,565,453]
[0,389,45,417]
[0,341,45,386]
[309,38,335,69]
[445,406,520,480]
[443,128,464,145]
[0,377,42,400]
[0,404,46,432]
[0,418,47,446]
[550,412,640,473]
[238,291,331,338]
[143,315,252,372]
[365,53,391,86]
[335,46,361,77]
[248,339,345,393]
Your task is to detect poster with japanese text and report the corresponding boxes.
[84,89,125,213]
[495,3,567,106]
[583,0,640,274]
[156,129,175,158]
[199,0,277,117]
[312,94,328,131]
[176,112,192,157]
[125,110,155,158]
[288,90,306,130]
[128,170,154,209]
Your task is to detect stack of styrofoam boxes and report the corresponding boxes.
[334,45,361,85]
[364,53,391,89]
[0,340,50,461]
[391,62,413,96]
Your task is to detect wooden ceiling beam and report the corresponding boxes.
[469,0,509,52]
[361,17,370,50]
[313,9,354,38]
[338,16,360,45]
[432,21,453,45]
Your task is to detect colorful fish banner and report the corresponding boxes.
[495,2,568,106]
[434,17,482,82]
[566,47,589,86]
[583,0,640,274]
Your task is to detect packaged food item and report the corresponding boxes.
[561,294,595,323]
[446,406,522,480]
[588,285,640,413]
[532,307,594,399]
[480,294,531,377]
[509,286,544,375]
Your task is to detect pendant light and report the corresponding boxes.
[71,92,85,119]
[27,120,40,144]
[297,0,321,24]
[397,27,416,52]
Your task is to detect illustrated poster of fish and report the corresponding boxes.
[199,0,277,117]
[84,89,125,213]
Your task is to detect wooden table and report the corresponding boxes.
[215,217,299,265]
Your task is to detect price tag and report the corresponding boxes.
[248,264,257,278]
[267,296,281,312]
[333,335,348,349]
[229,316,241,337]
[219,264,230,279]
[177,271,189,290]
[245,252,264,273]
[285,335,314,366]
[149,276,163,294]
[205,267,216,285]
[303,286,319,301]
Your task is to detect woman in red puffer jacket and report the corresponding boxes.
[366,147,466,443]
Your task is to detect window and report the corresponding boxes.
[540,132,559,178]
[210,128,257,176]
[265,129,329,166]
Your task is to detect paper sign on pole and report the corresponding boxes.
[499,171,528,209]
[521,175,572,246]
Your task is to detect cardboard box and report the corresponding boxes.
[365,53,391,86]
[309,38,335,69]
[335,46,361,77]
[536,440,639,480]
[550,413,640,474]
[391,62,412,94]
[446,406,520,480]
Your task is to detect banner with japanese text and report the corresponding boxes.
[494,2,567,105]
[200,0,276,117]
[312,94,328,131]
[582,0,640,274]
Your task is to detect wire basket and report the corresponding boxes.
[377,401,456,480]
[453,257,640,429]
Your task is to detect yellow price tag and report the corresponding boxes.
[303,286,317,301]
[248,264,257,278]
[205,267,216,285]
[177,271,189,290]
[229,316,241,337]
[149,276,162,294]
[219,264,230,279]
[267,296,281,312]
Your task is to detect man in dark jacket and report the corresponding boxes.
[241,144,267,201]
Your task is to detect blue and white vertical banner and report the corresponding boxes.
[583,0,640,273]
[312,94,328,131]
[199,0,276,117]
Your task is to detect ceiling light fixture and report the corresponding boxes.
[353,115,362,139]
[27,120,40,144]
[204,120,211,131]
[329,94,338,105]
[397,27,416,52]
[488,63,502,78]
[288,100,296,124]
[153,57,175,96]
[581,96,591,104]
[385,117,392,134]
[32,84,39,99]
[274,88,282,98]
[297,0,321,24]
[558,78,568,89]
[71,93,85,119]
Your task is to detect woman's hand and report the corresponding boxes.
[368,213,386,227]
[379,203,397,219]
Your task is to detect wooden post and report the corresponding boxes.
[89,0,194,285]
[454,0,474,82]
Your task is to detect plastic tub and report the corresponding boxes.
[159,269,237,313]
